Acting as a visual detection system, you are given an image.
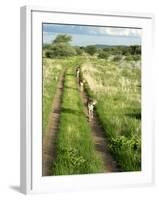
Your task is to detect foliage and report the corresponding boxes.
[45,34,76,58]
[98,50,109,59]
[108,135,141,171]
[43,43,52,49]
[102,45,141,56]
[45,43,76,58]
[74,46,83,55]
[53,34,72,44]
[85,45,97,55]
[113,55,123,62]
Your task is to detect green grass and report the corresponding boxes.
[53,57,104,175]
[81,56,141,171]
[42,58,64,135]
[43,54,141,173]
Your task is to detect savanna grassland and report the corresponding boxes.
[42,33,141,175]
[81,56,141,171]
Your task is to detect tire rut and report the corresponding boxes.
[79,84,119,173]
[42,70,65,176]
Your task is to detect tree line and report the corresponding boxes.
[43,34,141,60]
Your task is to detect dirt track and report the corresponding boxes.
[43,68,118,176]
[79,86,119,172]
[42,70,65,176]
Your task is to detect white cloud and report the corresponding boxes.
[43,24,141,38]
[98,27,141,37]
[43,25,141,45]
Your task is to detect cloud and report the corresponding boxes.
[43,24,141,46]
[43,24,141,38]
[98,27,141,37]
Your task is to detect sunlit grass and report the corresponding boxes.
[53,57,104,175]
[43,54,141,173]
[42,58,63,135]
[81,56,141,171]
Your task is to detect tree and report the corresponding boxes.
[85,45,97,55]
[45,50,55,58]
[45,34,76,58]
[43,44,52,49]
[98,50,109,59]
[129,45,141,55]
[51,43,76,57]
[53,34,72,44]
[45,43,76,58]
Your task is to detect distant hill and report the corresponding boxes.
[95,44,130,49]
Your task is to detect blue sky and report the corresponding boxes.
[43,24,141,46]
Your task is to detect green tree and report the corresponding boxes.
[45,34,76,58]
[85,45,97,55]
[98,51,109,59]
[46,43,76,58]
[53,34,72,44]
[129,45,141,55]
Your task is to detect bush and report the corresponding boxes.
[108,135,141,171]
[125,55,141,62]
[45,50,54,58]
[85,45,97,55]
[125,55,133,61]
[113,55,122,62]
[75,46,83,55]
[45,43,76,58]
[132,55,141,61]
[98,51,109,59]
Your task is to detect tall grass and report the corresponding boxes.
[81,57,141,171]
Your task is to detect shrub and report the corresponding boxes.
[108,135,141,171]
[132,55,141,61]
[45,50,54,58]
[113,55,122,62]
[85,45,97,55]
[75,46,83,55]
[98,51,109,59]
[125,55,133,61]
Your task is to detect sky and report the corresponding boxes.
[43,23,141,46]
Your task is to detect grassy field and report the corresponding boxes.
[42,30,142,175]
[43,55,141,173]
[81,56,141,171]
[52,57,104,175]
[42,58,64,135]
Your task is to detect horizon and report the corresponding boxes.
[43,24,142,46]
[43,42,141,47]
